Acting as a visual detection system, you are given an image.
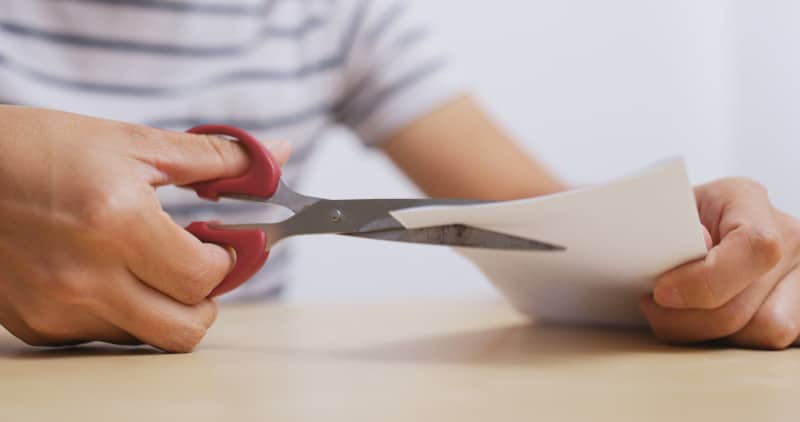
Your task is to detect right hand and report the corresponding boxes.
[0,106,290,352]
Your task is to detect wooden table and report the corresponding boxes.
[1,300,799,421]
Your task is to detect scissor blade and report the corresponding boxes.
[272,198,492,236]
[221,198,531,250]
[344,224,565,251]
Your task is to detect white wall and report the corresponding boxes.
[286,1,798,302]
[731,1,800,215]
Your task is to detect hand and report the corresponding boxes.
[0,106,290,352]
[641,178,800,349]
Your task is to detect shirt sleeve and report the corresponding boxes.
[334,0,466,146]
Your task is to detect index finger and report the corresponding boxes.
[654,195,782,310]
[123,124,291,187]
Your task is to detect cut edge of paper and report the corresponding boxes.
[391,157,699,230]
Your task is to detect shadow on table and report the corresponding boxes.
[0,341,160,360]
[341,322,718,366]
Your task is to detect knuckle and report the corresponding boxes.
[207,301,219,327]
[164,322,207,353]
[45,274,93,306]
[199,134,236,171]
[78,185,150,231]
[35,265,100,307]
[747,308,798,350]
[720,177,767,195]
[739,177,766,192]
[177,287,211,306]
[742,226,783,269]
[196,299,219,328]
[175,267,218,305]
[20,268,109,324]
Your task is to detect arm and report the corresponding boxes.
[382,95,563,200]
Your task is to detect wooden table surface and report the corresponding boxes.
[1,300,799,421]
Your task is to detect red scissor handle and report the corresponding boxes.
[183,124,280,297]
[187,124,281,200]
[185,222,269,297]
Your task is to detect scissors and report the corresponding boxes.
[183,125,565,297]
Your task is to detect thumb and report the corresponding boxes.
[133,128,291,187]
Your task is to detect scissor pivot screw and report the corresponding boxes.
[329,209,344,223]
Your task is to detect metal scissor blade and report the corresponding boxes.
[344,224,566,251]
[269,198,493,237]
[221,198,534,250]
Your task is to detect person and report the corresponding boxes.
[0,0,797,352]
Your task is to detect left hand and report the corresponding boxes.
[641,178,800,349]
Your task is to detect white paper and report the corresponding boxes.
[391,158,708,326]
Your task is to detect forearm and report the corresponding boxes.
[383,95,564,200]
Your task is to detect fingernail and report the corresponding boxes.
[205,244,236,271]
[654,286,685,308]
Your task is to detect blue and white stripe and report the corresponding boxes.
[0,0,463,299]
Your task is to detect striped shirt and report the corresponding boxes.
[0,0,463,300]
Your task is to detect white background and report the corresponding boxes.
[285,0,799,302]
